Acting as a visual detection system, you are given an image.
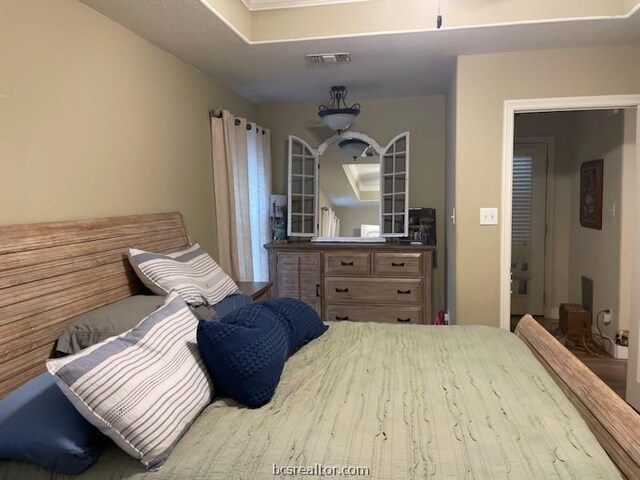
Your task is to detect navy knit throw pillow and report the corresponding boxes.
[196,303,288,408]
[261,298,328,355]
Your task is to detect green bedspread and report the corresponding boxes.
[0,322,621,479]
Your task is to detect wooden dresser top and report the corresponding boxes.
[264,241,436,251]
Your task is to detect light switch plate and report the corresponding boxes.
[480,207,498,225]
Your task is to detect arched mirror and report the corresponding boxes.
[287,131,410,239]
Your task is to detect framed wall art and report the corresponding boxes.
[580,159,603,230]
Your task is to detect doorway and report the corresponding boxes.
[500,96,640,409]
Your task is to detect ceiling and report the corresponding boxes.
[79,0,640,103]
[343,164,380,200]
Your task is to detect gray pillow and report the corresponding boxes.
[56,295,165,354]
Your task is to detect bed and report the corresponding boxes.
[1,212,638,479]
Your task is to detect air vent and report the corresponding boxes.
[306,53,351,64]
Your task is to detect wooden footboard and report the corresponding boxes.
[515,314,640,479]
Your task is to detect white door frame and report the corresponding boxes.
[500,95,640,331]
[513,137,556,318]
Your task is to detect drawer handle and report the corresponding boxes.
[335,287,349,293]
[397,317,412,323]
[391,262,405,267]
[335,315,350,320]
[340,260,354,266]
[316,284,320,297]
[397,289,412,295]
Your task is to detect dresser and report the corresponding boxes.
[266,242,435,325]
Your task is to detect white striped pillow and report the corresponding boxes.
[128,243,238,306]
[46,292,213,471]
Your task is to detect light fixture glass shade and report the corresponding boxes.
[321,111,359,132]
[318,86,361,132]
[339,138,369,159]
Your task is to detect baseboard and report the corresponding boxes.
[546,306,559,320]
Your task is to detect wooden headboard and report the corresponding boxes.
[0,212,191,398]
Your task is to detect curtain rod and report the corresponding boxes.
[210,109,267,135]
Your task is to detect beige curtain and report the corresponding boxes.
[320,207,340,237]
[246,124,272,281]
[210,110,271,282]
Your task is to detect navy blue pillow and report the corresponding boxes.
[197,303,289,408]
[262,298,328,355]
[214,294,253,318]
[0,372,103,474]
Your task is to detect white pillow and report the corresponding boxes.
[128,243,238,306]
[46,292,213,471]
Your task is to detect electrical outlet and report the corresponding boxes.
[603,310,612,325]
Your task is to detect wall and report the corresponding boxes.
[319,189,333,211]
[567,111,625,340]
[334,206,379,237]
[514,109,635,340]
[0,0,257,257]
[445,66,457,323]
[258,95,446,315]
[454,44,640,326]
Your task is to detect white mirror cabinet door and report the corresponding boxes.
[287,136,319,237]
[380,132,410,237]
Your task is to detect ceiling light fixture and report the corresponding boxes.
[339,138,370,161]
[317,86,360,133]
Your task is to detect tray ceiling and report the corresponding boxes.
[78,0,640,102]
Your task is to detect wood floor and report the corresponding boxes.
[512,315,628,399]
[571,349,627,399]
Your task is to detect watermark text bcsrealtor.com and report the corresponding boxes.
[273,463,371,477]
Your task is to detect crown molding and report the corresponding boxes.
[241,0,370,11]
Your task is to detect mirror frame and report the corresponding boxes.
[287,131,409,239]
[317,131,383,156]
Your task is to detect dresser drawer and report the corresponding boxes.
[324,251,371,276]
[325,278,422,304]
[373,252,423,276]
[326,305,423,324]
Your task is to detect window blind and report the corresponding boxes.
[512,155,533,246]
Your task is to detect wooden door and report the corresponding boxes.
[276,251,321,313]
[628,107,640,410]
